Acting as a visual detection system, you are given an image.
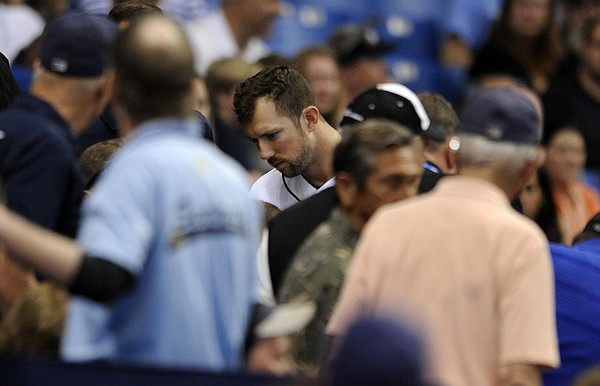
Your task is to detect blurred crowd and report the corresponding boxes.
[0,1,600,386]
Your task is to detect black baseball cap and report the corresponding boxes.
[339,83,430,136]
[328,24,397,67]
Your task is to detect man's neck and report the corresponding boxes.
[31,85,81,133]
[301,123,341,188]
[458,168,516,200]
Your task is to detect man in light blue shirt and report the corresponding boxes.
[0,15,262,371]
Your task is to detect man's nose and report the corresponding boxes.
[257,140,275,160]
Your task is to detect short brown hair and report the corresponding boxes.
[233,66,315,127]
[79,138,124,189]
[108,1,163,24]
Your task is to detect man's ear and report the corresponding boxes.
[517,147,546,194]
[444,137,458,174]
[302,106,320,132]
[97,71,115,112]
[335,172,358,209]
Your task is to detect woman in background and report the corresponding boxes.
[293,45,345,128]
[544,126,600,244]
[469,0,564,94]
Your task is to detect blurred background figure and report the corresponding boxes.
[330,316,425,386]
[205,57,269,179]
[543,126,600,244]
[256,53,291,68]
[544,213,600,386]
[416,91,459,193]
[72,0,210,23]
[0,282,67,357]
[572,365,600,386]
[186,0,282,75]
[543,15,600,193]
[520,167,566,243]
[108,0,163,29]
[439,0,502,68]
[192,74,212,119]
[0,0,46,91]
[328,24,395,107]
[554,0,600,79]
[0,52,20,110]
[79,138,124,193]
[469,0,564,94]
[0,0,45,64]
[293,45,344,128]
[26,0,70,22]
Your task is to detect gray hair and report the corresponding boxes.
[457,133,537,178]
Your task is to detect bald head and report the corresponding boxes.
[112,16,196,123]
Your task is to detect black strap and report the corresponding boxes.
[282,174,301,202]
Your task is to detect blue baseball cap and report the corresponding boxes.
[40,12,117,77]
[459,87,542,145]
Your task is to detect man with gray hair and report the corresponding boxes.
[327,87,559,386]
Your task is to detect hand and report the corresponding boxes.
[246,335,296,376]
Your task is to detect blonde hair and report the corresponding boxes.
[0,283,68,357]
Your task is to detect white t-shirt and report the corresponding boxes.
[250,168,336,211]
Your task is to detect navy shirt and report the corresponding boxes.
[544,239,600,386]
[0,93,83,237]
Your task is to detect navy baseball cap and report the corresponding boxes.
[331,316,425,386]
[459,87,542,145]
[40,12,118,77]
[340,83,430,136]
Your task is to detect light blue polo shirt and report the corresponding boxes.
[61,118,262,371]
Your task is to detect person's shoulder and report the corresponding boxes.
[504,208,550,246]
[0,107,68,149]
[544,71,579,98]
[269,187,337,228]
[250,169,280,191]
